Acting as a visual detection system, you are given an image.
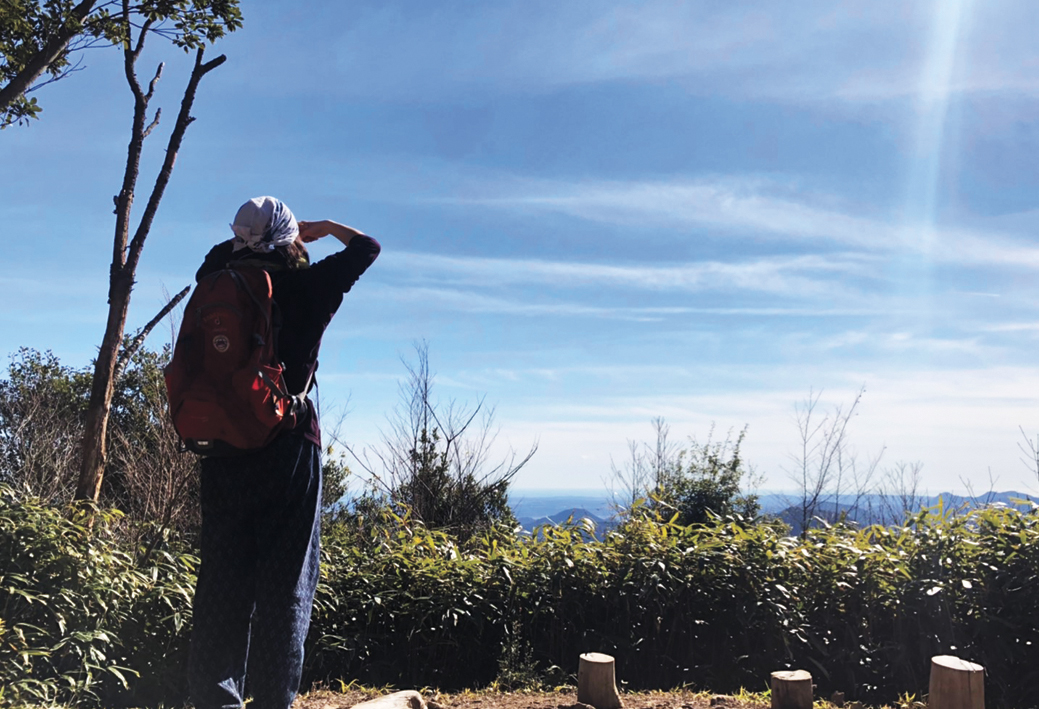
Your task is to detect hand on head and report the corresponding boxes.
[297,220,328,243]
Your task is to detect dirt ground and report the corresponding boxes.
[293,688,772,709]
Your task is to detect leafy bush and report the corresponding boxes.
[653,427,760,525]
[7,479,1039,708]
[307,506,514,689]
[0,348,90,504]
[0,485,195,707]
[610,419,759,526]
[308,503,1039,707]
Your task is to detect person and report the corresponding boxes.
[187,196,380,709]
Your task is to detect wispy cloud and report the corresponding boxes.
[370,284,873,320]
[981,322,1039,334]
[816,329,988,357]
[435,175,1039,269]
[324,1,1039,106]
[0,274,104,298]
[383,250,878,298]
[453,179,895,249]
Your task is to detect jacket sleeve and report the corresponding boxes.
[309,234,381,295]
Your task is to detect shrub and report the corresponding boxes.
[307,504,1039,707]
[0,485,195,707]
[7,482,1039,708]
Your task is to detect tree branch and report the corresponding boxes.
[25,55,89,94]
[145,61,163,101]
[125,48,226,274]
[0,0,99,116]
[121,0,142,97]
[112,2,148,275]
[132,17,154,62]
[114,285,190,380]
[142,107,161,139]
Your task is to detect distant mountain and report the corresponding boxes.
[771,491,1039,535]
[507,489,1039,538]
[509,492,615,520]
[515,507,617,538]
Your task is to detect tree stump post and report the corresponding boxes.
[578,652,623,709]
[770,670,813,709]
[929,655,984,709]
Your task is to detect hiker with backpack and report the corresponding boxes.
[170,196,380,709]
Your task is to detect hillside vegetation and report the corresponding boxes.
[4,484,1039,707]
[3,347,1038,708]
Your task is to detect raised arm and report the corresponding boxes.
[298,219,367,248]
[299,218,380,294]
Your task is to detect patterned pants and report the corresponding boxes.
[189,434,322,709]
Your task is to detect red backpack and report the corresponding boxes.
[164,262,308,455]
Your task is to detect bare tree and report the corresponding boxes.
[607,416,678,513]
[959,468,1000,511]
[346,342,537,538]
[105,350,200,558]
[74,2,228,502]
[1018,426,1039,485]
[785,387,881,534]
[874,460,925,525]
[0,344,197,543]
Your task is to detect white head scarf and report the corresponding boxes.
[230,196,299,253]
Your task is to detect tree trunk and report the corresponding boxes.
[770,670,812,709]
[578,652,622,709]
[74,27,225,501]
[76,271,134,501]
[929,655,984,709]
[0,0,98,117]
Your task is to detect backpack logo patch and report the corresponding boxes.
[212,335,230,352]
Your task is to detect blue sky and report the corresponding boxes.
[3,0,1039,495]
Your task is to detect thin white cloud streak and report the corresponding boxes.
[982,322,1039,334]
[384,250,878,298]
[372,284,879,321]
[325,1,1039,106]
[0,274,105,298]
[467,181,896,249]
[439,176,1039,269]
[816,330,988,357]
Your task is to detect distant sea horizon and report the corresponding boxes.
[339,486,1039,525]
[507,487,800,498]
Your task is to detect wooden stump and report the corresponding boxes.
[929,655,984,709]
[350,690,426,709]
[770,670,812,709]
[578,652,623,709]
